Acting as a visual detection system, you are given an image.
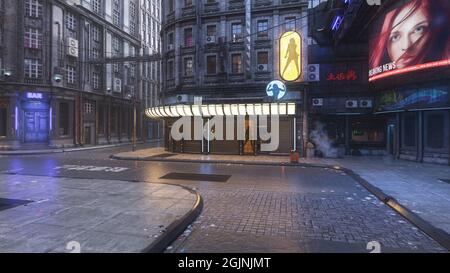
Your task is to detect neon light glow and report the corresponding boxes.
[279,31,302,82]
[369,59,450,82]
[49,107,53,130]
[15,106,18,131]
[26,92,43,99]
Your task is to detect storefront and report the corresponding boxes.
[147,103,298,155]
[20,92,51,144]
[375,84,450,165]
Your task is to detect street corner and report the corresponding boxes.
[0,174,202,253]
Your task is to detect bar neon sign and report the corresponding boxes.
[26,92,43,99]
[369,59,450,82]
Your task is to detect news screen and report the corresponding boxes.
[368,0,450,81]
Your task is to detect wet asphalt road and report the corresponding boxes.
[0,145,446,252]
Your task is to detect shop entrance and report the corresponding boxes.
[243,119,255,155]
[387,124,396,155]
[24,110,49,143]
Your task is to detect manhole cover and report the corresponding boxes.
[160,172,231,183]
[0,198,33,212]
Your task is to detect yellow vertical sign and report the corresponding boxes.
[280,31,302,82]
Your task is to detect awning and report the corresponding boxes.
[145,103,297,119]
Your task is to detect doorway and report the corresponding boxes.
[24,110,49,143]
[387,124,396,155]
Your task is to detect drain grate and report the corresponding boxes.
[439,179,450,184]
[160,172,231,183]
[0,198,33,212]
[146,153,177,159]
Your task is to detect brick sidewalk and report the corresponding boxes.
[114,148,450,235]
[0,174,198,253]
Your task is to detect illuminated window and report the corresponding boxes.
[231,23,242,42]
[184,57,194,76]
[231,54,242,74]
[184,28,193,47]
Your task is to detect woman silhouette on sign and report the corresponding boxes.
[282,38,300,78]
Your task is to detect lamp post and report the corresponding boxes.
[126,92,137,152]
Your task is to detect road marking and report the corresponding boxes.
[54,165,129,173]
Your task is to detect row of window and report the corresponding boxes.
[167,17,297,48]
[167,52,269,78]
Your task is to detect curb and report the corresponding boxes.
[142,185,204,253]
[113,154,450,252]
[0,141,162,156]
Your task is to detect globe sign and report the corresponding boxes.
[266,80,287,100]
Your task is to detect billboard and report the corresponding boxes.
[369,0,450,81]
[280,31,302,82]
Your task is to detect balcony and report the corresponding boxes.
[181,5,196,18]
[281,0,301,4]
[254,38,272,49]
[204,2,220,13]
[228,0,245,11]
[254,0,272,7]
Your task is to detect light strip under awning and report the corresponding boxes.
[145,103,297,119]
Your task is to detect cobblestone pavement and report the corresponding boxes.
[165,167,446,253]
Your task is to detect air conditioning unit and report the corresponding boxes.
[307,64,320,82]
[360,100,373,108]
[113,78,122,93]
[312,98,324,107]
[206,35,216,44]
[257,64,268,72]
[346,100,358,108]
[67,38,79,58]
[176,94,189,103]
[168,44,174,50]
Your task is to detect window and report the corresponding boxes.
[91,0,102,14]
[184,57,193,77]
[167,60,174,79]
[257,20,268,38]
[285,17,296,31]
[84,100,95,115]
[59,102,69,136]
[207,25,216,37]
[24,59,42,78]
[112,0,121,26]
[231,23,242,42]
[92,26,101,42]
[66,13,77,30]
[403,114,416,147]
[167,32,174,49]
[25,0,42,18]
[129,1,137,35]
[206,55,216,75]
[92,72,100,89]
[24,28,42,49]
[426,113,446,149]
[184,28,193,47]
[231,54,242,74]
[185,0,192,6]
[66,65,76,84]
[98,105,105,135]
[168,0,174,12]
[0,107,6,137]
[257,52,268,65]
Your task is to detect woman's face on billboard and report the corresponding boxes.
[387,5,430,68]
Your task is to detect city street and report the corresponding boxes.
[0,145,446,253]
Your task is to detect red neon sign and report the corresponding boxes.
[326,70,358,81]
[369,59,450,82]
